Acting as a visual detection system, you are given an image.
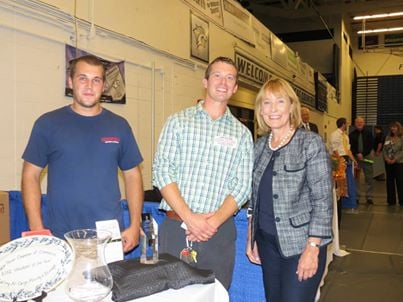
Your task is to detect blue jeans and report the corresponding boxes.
[256,230,327,302]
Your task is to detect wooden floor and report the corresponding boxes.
[319,177,403,302]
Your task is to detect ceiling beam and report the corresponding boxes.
[249,0,403,19]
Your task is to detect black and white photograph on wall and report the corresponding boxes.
[65,45,126,104]
[190,13,209,62]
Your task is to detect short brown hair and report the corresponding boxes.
[336,118,346,128]
[255,77,301,135]
[204,56,238,82]
[69,54,105,81]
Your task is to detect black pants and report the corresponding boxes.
[256,230,327,302]
[385,162,403,205]
[159,217,236,289]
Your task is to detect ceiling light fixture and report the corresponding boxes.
[354,12,403,21]
[357,27,403,34]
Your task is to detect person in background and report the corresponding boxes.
[383,121,403,206]
[329,118,356,164]
[246,78,333,302]
[373,125,385,181]
[329,117,357,210]
[349,117,374,205]
[21,55,144,252]
[374,125,385,155]
[153,56,253,289]
[300,106,319,134]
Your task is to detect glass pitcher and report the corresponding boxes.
[64,229,113,302]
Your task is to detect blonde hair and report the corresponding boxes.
[255,77,302,135]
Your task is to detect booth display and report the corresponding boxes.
[4,190,347,302]
[6,191,265,302]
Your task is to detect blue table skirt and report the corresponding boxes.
[8,191,264,302]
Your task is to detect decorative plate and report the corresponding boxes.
[0,235,73,302]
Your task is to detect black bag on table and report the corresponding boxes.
[108,253,215,302]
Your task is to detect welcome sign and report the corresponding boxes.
[235,52,272,86]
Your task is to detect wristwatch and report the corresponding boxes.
[308,241,320,248]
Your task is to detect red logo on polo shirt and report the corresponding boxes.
[101,137,120,144]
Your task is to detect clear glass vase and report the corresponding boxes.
[64,229,113,302]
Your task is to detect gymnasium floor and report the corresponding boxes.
[319,177,403,302]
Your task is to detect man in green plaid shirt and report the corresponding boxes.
[153,57,253,289]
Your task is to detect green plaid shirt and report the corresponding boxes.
[153,102,253,213]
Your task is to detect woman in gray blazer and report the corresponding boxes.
[383,121,403,206]
[246,78,333,302]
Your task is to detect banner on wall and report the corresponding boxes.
[183,0,255,46]
[222,0,255,45]
[183,0,223,25]
[235,52,272,86]
[271,34,287,68]
[251,17,271,57]
[65,45,126,104]
[298,60,315,85]
[287,46,298,75]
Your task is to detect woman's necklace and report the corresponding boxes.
[268,127,294,151]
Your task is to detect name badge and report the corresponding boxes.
[213,135,238,149]
[96,219,123,264]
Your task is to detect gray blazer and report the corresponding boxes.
[250,129,333,257]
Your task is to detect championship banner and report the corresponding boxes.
[251,17,271,57]
[183,0,224,25]
[222,0,254,45]
[271,34,287,68]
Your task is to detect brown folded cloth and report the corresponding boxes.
[108,253,215,302]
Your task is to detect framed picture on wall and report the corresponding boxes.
[190,13,209,62]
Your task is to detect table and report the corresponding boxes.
[45,279,228,302]
[8,191,266,302]
[8,190,341,302]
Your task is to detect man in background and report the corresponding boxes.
[329,117,357,212]
[349,116,374,205]
[329,118,355,162]
[153,56,253,289]
[300,106,319,134]
[22,55,144,252]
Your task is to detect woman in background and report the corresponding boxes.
[246,78,333,302]
[383,121,403,206]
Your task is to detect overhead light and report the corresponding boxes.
[357,27,403,34]
[354,12,403,20]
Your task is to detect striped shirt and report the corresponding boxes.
[153,101,253,213]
